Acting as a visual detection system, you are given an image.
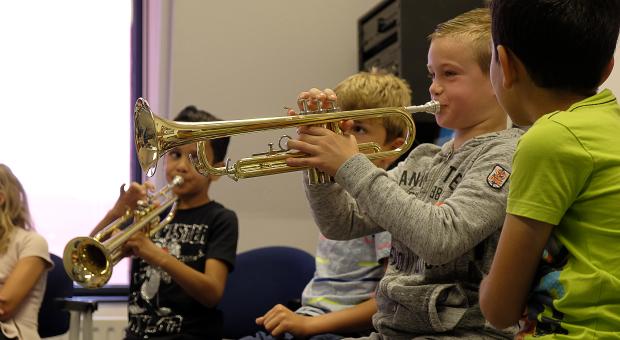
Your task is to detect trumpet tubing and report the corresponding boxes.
[134,97,440,182]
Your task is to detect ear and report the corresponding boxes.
[388,137,405,151]
[209,161,225,182]
[377,137,406,169]
[600,57,615,85]
[497,45,516,89]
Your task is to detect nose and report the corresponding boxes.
[175,154,192,173]
[429,80,443,98]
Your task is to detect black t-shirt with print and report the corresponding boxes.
[125,201,238,340]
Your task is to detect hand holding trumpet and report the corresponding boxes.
[285,88,360,177]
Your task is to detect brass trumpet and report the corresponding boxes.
[63,176,183,289]
[134,97,439,183]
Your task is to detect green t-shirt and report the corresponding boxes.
[508,89,620,339]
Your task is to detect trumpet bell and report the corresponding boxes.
[134,98,160,177]
[63,236,113,289]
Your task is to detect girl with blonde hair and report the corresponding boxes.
[0,164,52,340]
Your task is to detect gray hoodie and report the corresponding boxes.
[304,128,523,339]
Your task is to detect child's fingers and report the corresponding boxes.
[263,313,285,335]
[323,88,337,102]
[286,155,319,168]
[296,91,312,111]
[144,181,155,192]
[270,323,288,337]
[287,139,320,156]
[339,119,354,133]
[297,126,332,136]
[255,315,264,325]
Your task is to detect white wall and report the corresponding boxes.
[159,0,381,254]
[602,39,620,94]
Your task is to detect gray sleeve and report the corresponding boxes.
[304,167,385,240]
[332,142,514,265]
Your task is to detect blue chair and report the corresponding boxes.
[219,246,315,339]
[38,253,73,338]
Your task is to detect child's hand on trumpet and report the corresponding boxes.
[123,231,168,267]
[110,181,155,218]
[286,88,359,177]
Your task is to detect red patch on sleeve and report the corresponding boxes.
[487,165,510,189]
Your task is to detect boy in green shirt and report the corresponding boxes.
[479,0,620,338]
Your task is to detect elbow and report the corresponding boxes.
[0,300,19,322]
[417,240,462,266]
[203,299,218,309]
[202,286,225,308]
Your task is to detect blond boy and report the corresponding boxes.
[287,9,522,338]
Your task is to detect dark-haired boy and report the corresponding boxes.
[480,0,620,338]
[92,106,239,340]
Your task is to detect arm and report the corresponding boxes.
[314,141,515,265]
[480,122,590,328]
[288,95,517,263]
[257,256,389,337]
[303,172,384,240]
[256,298,377,337]
[479,214,553,328]
[123,208,238,307]
[124,233,229,308]
[0,256,47,321]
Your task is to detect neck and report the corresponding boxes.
[521,85,592,125]
[177,194,211,210]
[453,111,508,150]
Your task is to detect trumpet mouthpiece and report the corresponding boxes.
[405,100,440,115]
[172,176,184,186]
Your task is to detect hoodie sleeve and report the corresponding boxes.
[306,137,516,265]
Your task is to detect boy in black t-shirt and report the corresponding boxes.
[91,106,238,340]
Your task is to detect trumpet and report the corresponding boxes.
[134,97,439,183]
[62,176,183,289]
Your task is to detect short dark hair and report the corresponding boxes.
[173,105,230,163]
[490,0,620,95]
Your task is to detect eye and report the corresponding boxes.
[168,150,181,160]
[427,72,435,80]
[350,123,367,135]
[444,70,457,77]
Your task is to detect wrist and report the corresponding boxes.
[155,251,171,268]
[107,206,127,219]
[302,315,323,337]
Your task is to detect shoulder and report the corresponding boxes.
[209,201,237,219]
[13,228,48,249]
[518,120,586,158]
[13,229,52,265]
[206,201,238,227]
[481,128,524,151]
[467,128,524,164]
[408,143,442,158]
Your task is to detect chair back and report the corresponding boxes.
[38,253,73,338]
[219,246,315,339]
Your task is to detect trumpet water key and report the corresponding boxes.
[63,176,183,289]
[134,97,440,183]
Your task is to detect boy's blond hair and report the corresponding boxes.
[428,8,492,75]
[0,164,33,254]
[334,68,412,143]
